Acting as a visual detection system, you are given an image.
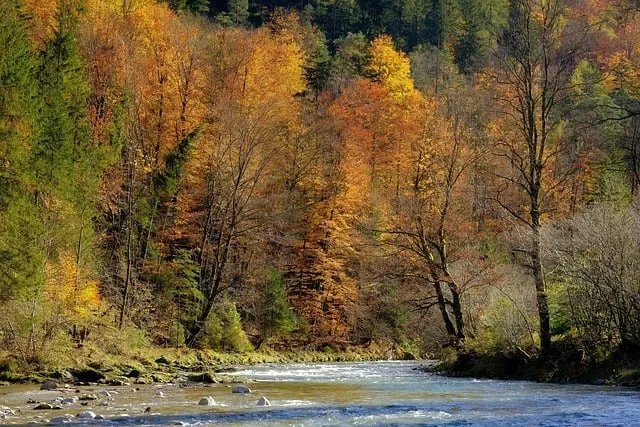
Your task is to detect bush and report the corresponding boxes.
[196,298,252,353]
[468,296,537,354]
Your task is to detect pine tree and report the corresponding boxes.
[35,0,90,199]
[0,0,43,300]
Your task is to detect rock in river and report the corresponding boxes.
[257,396,271,406]
[78,411,96,419]
[232,385,251,394]
[34,403,61,410]
[40,381,59,391]
[49,414,73,424]
[198,396,216,406]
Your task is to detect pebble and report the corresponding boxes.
[155,390,165,397]
[98,390,112,398]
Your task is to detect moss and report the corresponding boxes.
[0,333,407,385]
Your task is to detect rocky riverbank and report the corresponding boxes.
[0,347,414,424]
[0,375,271,424]
[431,343,640,388]
[0,345,410,387]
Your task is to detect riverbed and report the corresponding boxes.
[1,361,639,425]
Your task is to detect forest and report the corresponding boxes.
[1,0,640,378]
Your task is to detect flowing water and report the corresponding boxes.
[1,361,639,425]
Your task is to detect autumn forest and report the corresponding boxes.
[1,0,640,375]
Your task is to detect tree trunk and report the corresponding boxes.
[531,223,551,355]
[448,281,465,340]
[433,282,457,339]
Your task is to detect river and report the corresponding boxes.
[1,361,639,425]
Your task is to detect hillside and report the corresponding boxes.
[1,0,640,376]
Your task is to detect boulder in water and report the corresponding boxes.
[40,381,59,391]
[34,403,55,410]
[69,368,105,383]
[60,396,78,405]
[0,406,15,416]
[257,396,271,406]
[188,372,218,383]
[49,414,73,424]
[78,411,96,419]
[198,396,216,406]
[79,393,98,401]
[231,385,251,394]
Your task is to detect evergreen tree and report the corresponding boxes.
[0,0,42,300]
[302,25,332,98]
[256,269,297,348]
[35,0,90,199]
[227,0,248,24]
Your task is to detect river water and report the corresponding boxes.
[1,361,639,425]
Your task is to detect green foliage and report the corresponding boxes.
[154,128,200,198]
[171,249,204,331]
[302,25,332,96]
[477,236,509,264]
[1,294,76,366]
[469,296,536,353]
[0,0,43,300]
[547,281,573,336]
[587,149,632,206]
[455,0,508,71]
[331,32,370,88]
[0,0,38,201]
[227,0,248,24]
[35,1,90,197]
[257,269,297,346]
[197,298,253,352]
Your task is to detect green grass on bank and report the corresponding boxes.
[0,325,419,385]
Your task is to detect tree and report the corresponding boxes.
[490,0,589,354]
[550,204,640,352]
[176,25,305,346]
[0,0,41,301]
[254,269,297,348]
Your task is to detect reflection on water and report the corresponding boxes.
[1,361,639,425]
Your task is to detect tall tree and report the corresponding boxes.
[0,0,41,300]
[490,0,589,354]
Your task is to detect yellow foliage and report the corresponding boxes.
[238,27,305,112]
[366,35,416,100]
[45,252,101,325]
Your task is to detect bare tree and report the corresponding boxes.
[549,204,640,352]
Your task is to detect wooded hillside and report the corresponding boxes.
[1,0,640,368]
